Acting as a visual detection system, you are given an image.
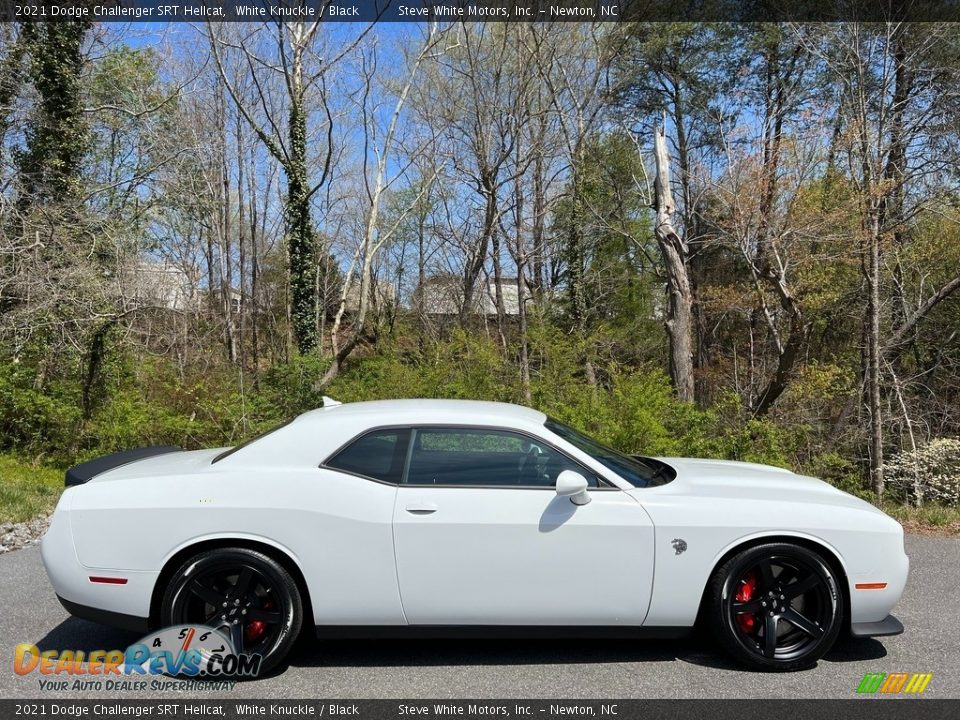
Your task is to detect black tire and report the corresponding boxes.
[161,548,302,676]
[708,542,843,671]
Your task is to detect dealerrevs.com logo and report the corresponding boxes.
[14,624,261,688]
[856,672,933,695]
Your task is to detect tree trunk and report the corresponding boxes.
[417,209,427,338]
[518,271,531,404]
[752,285,806,415]
[866,211,884,499]
[491,228,507,349]
[566,143,596,389]
[247,146,262,383]
[287,86,317,355]
[881,30,912,346]
[669,84,709,407]
[81,321,114,421]
[514,144,531,404]
[750,43,810,415]
[219,90,237,364]
[653,126,695,402]
[236,110,247,371]
[460,174,497,326]
[204,227,214,320]
[530,114,547,296]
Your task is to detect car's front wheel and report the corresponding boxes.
[709,542,843,671]
[160,547,302,676]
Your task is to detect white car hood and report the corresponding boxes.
[644,457,883,514]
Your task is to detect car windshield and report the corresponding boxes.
[544,418,674,488]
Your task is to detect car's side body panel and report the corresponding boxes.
[632,459,909,628]
[66,465,406,625]
[393,485,654,625]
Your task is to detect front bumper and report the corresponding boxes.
[850,614,904,637]
[848,536,909,625]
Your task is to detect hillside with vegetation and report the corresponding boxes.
[1,22,959,528]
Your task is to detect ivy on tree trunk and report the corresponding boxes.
[16,20,91,206]
[287,100,317,355]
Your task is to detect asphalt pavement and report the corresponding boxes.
[1,534,958,699]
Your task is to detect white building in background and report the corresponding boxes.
[127,258,194,311]
[477,278,520,315]
[418,276,520,316]
[343,277,397,313]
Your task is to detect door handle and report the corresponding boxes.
[405,503,438,515]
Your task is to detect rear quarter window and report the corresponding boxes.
[325,428,411,484]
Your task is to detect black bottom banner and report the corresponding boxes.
[2,700,957,720]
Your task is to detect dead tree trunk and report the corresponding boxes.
[653,125,695,402]
[866,210,884,499]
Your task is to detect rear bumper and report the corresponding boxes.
[851,614,904,637]
[41,492,157,622]
[57,595,150,634]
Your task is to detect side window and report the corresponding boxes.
[326,429,410,484]
[406,427,598,488]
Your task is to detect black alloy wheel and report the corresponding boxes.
[709,542,843,671]
[161,548,302,675]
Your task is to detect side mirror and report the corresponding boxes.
[555,470,591,506]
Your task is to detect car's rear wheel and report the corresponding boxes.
[160,548,302,676]
[709,542,843,671]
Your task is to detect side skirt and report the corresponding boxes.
[314,625,691,640]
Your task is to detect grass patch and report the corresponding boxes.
[882,502,960,536]
[0,454,63,525]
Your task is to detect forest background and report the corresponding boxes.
[2,19,960,531]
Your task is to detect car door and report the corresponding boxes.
[392,426,655,626]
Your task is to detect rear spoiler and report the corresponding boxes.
[65,446,181,487]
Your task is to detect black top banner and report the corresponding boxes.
[2,0,960,23]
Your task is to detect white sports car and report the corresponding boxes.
[42,398,907,672]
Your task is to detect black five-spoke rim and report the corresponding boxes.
[173,562,286,655]
[727,555,833,661]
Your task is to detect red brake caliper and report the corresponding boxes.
[735,572,758,634]
[244,599,273,644]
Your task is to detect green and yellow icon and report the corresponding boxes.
[857,672,933,694]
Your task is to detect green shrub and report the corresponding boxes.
[0,326,799,474]
[0,364,81,456]
[804,452,873,500]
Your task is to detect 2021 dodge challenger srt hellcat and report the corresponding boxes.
[42,398,908,672]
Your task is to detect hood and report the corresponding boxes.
[647,457,883,514]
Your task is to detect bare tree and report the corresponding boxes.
[652,124,695,401]
[819,21,960,497]
[319,23,452,388]
[530,24,615,386]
